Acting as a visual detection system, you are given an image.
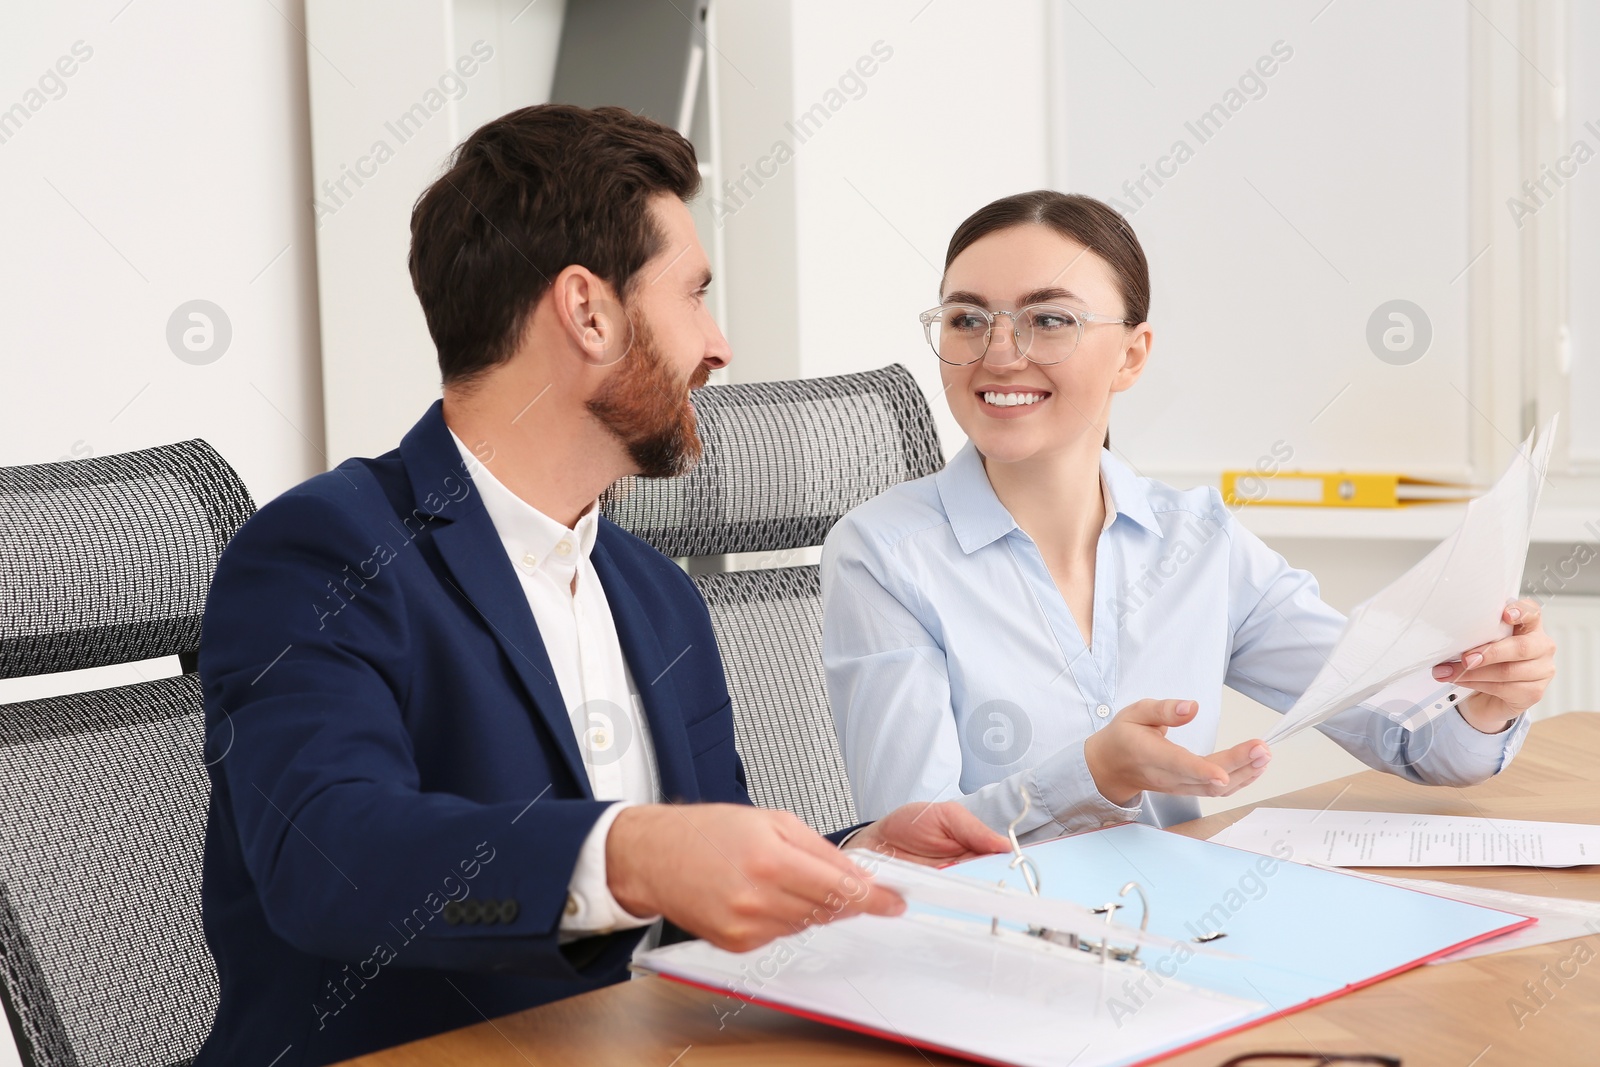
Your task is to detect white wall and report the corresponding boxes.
[0,0,324,500]
[1056,0,1473,480]
[1566,0,1600,464]
[715,0,1052,454]
[305,0,568,466]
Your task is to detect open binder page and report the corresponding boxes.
[639,913,1263,1067]
[1264,417,1557,746]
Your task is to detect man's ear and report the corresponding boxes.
[1110,323,1153,394]
[555,264,634,368]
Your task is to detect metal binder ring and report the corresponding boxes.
[1005,788,1042,897]
[1117,881,1150,962]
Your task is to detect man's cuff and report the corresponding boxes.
[835,825,869,848]
[561,801,660,935]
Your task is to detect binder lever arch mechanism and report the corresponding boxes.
[992,788,1161,966]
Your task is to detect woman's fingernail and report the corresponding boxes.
[1507,606,1522,621]
[1466,652,1484,668]
[1433,664,1453,680]
[1250,744,1270,761]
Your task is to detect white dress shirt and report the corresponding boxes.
[451,431,660,937]
[822,442,1527,843]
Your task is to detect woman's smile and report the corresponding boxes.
[976,385,1052,417]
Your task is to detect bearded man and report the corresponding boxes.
[193,104,1004,1066]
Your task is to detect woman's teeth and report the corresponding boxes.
[982,391,1046,407]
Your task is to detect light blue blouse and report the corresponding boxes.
[820,441,1528,843]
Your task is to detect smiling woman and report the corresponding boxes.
[819,189,1557,846]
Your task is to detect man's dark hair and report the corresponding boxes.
[408,104,701,386]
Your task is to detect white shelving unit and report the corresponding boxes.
[1232,503,1597,544]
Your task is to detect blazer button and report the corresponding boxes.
[478,898,500,925]
[442,901,464,925]
[462,899,483,924]
[499,899,519,924]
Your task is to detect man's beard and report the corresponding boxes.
[586,311,711,479]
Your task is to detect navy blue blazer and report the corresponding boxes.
[196,402,761,1066]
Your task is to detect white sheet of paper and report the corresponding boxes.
[1263,418,1557,746]
[1295,863,1600,962]
[638,913,1263,1067]
[1210,807,1600,868]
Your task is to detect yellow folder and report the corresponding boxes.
[1221,470,1477,508]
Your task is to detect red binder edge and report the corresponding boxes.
[650,870,1536,1067]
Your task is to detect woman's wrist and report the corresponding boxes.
[1455,693,1518,735]
[1082,730,1141,807]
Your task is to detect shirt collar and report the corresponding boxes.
[1098,447,1164,537]
[935,440,1163,554]
[449,429,600,577]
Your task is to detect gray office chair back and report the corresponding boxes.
[0,441,253,1067]
[604,364,943,834]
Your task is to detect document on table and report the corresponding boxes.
[1263,418,1557,746]
[1211,807,1600,868]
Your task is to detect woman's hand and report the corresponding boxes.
[844,801,1010,866]
[1083,699,1272,807]
[1432,598,1556,733]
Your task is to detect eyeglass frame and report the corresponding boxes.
[1215,1054,1401,1067]
[918,300,1137,366]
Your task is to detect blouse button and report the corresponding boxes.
[1095,704,1111,718]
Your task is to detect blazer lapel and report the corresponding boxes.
[400,403,593,797]
[590,537,700,804]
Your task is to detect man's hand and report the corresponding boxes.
[1083,699,1272,806]
[842,801,1010,866]
[606,803,904,953]
[1433,598,1556,733]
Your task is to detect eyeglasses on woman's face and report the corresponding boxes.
[918,301,1134,366]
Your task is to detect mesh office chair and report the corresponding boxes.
[0,441,254,1067]
[604,363,943,834]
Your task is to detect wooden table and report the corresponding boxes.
[341,712,1600,1067]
